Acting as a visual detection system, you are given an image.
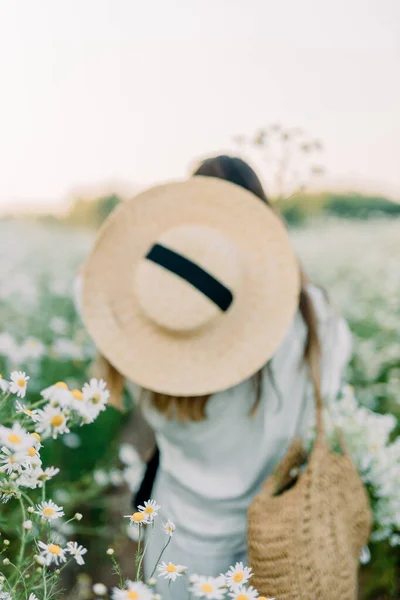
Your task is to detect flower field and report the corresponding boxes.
[0,216,399,599]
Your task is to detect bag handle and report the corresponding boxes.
[309,342,350,456]
[308,343,325,442]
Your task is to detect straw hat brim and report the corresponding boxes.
[82,177,300,396]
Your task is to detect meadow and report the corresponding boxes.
[0,216,399,598]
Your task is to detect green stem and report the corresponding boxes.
[149,537,171,580]
[137,522,155,581]
[17,496,27,568]
[110,555,124,588]
[10,560,28,597]
[43,566,48,600]
[135,526,142,580]
[20,491,35,506]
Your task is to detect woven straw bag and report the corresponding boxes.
[248,361,372,600]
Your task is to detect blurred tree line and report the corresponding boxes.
[64,193,121,228]
[62,189,400,230]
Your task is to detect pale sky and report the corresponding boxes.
[0,0,399,212]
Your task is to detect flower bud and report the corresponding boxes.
[92,583,108,596]
[106,548,114,556]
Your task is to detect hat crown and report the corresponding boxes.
[134,224,243,333]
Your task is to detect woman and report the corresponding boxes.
[77,156,351,597]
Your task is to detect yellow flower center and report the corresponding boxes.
[144,506,154,514]
[91,393,101,404]
[237,595,248,600]
[17,378,26,388]
[201,584,213,593]
[48,544,61,555]
[233,573,244,583]
[8,433,21,444]
[166,564,177,573]
[51,415,64,427]
[25,409,34,416]
[10,456,15,464]
[72,389,83,400]
[259,597,268,600]
[55,382,68,389]
[28,447,36,457]
[0,374,2,379]
[132,512,145,522]
[32,433,41,441]
[43,507,55,517]
[127,592,139,600]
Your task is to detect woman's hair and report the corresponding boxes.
[95,155,322,418]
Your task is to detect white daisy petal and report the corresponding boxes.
[162,519,176,537]
[9,371,29,398]
[228,585,259,600]
[192,576,226,599]
[67,541,88,565]
[38,541,67,565]
[111,580,152,600]
[157,561,186,582]
[225,562,253,591]
[35,499,64,521]
[138,499,161,521]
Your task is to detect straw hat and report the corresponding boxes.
[81,176,300,396]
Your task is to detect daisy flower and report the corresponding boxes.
[38,541,67,565]
[124,511,150,526]
[41,381,72,407]
[67,541,88,565]
[0,423,32,451]
[192,576,226,599]
[24,444,42,470]
[9,371,29,398]
[16,469,41,490]
[40,466,60,482]
[138,499,160,521]
[15,401,39,421]
[163,519,176,537]
[225,563,253,590]
[29,595,39,600]
[0,374,9,393]
[0,446,27,475]
[70,388,86,414]
[17,466,59,490]
[82,378,109,422]
[111,580,152,600]
[0,480,18,503]
[35,500,64,521]
[157,561,186,582]
[228,586,259,600]
[35,405,70,439]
